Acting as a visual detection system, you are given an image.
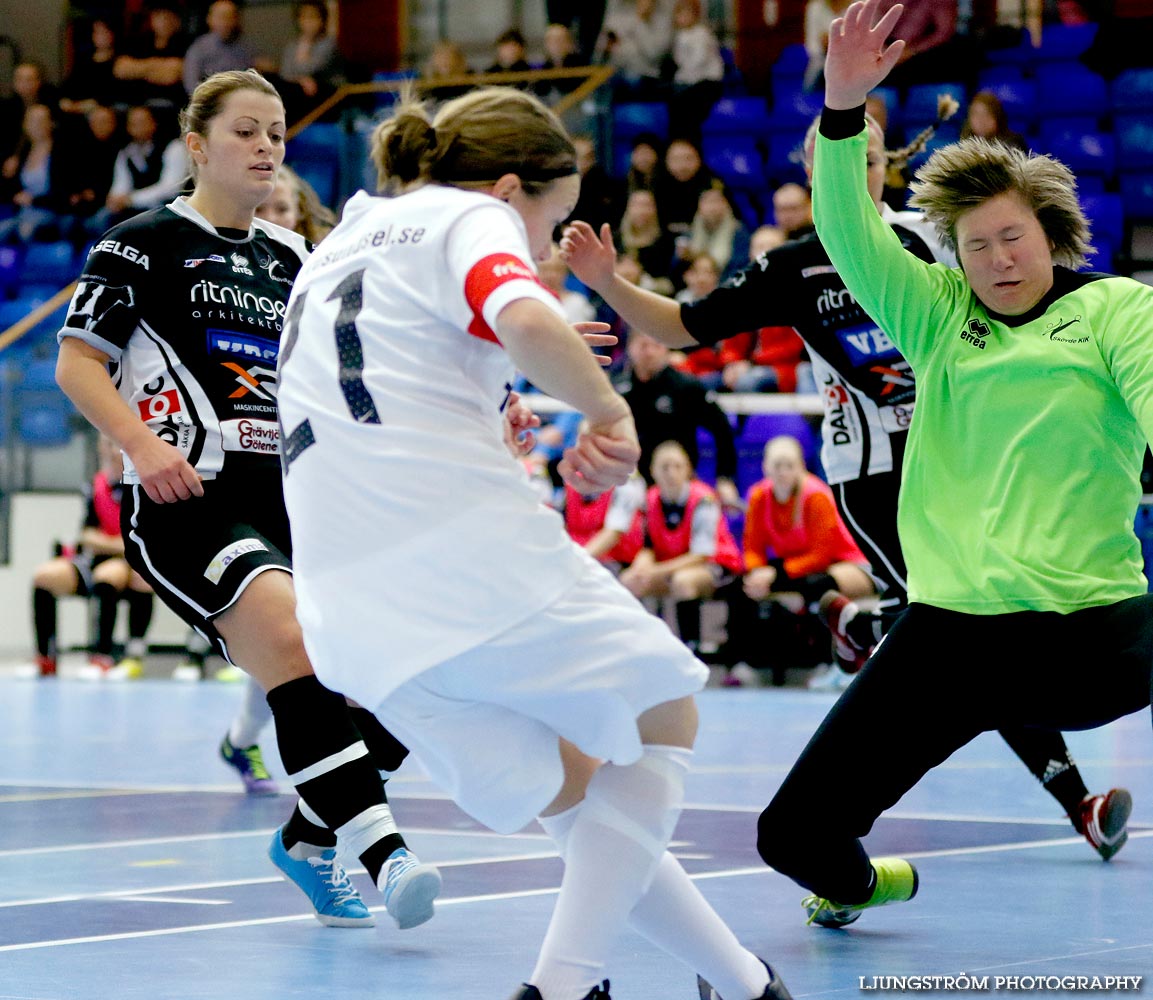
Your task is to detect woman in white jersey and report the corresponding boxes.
[54,69,441,932]
[277,86,790,1000]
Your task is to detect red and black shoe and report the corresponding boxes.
[1075,788,1132,861]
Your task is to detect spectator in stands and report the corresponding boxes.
[673,251,728,386]
[113,3,190,112]
[727,435,873,688]
[25,436,154,680]
[0,63,58,161]
[960,89,1028,153]
[770,181,813,238]
[879,0,971,89]
[682,182,750,282]
[59,18,126,115]
[485,28,533,83]
[535,22,584,104]
[561,469,647,570]
[803,0,852,91]
[273,0,344,123]
[598,0,674,100]
[255,162,336,242]
[0,104,73,244]
[65,104,123,226]
[625,131,663,194]
[89,103,188,233]
[669,0,724,140]
[420,40,473,105]
[183,0,257,95]
[654,136,717,235]
[719,224,811,394]
[570,133,622,232]
[619,188,677,293]
[619,440,744,654]
[545,0,609,61]
[538,243,597,323]
[675,248,721,306]
[614,331,739,506]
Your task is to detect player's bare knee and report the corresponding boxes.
[637,695,698,749]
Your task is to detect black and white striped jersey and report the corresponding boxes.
[58,198,310,481]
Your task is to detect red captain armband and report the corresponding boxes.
[463,253,545,344]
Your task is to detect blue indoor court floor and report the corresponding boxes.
[0,673,1150,1000]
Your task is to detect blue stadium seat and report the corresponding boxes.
[372,68,418,110]
[1081,193,1124,250]
[1115,115,1153,170]
[1112,68,1153,113]
[696,426,717,484]
[1119,172,1153,220]
[288,122,344,158]
[736,413,820,495]
[1034,63,1107,118]
[976,78,1038,130]
[16,358,73,446]
[612,102,670,142]
[1037,116,1102,144]
[1032,22,1098,62]
[767,86,823,131]
[1040,131,1115,182]
[289,158,338,208]
[702,136,767,190]
[719,45,747,96]
[0,245,21,299]
[701,96,772,138]
[1083,239,1115,274]
[770,44,809,87]
[868,86,902,131]
[902,82,967,128]
[20,240,77,288]
[764,130,808,187]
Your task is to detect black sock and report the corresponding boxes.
[281,803,336,851]
[998,728,1089,819]
[675,599,702,649]
[347,706,409,774]
[266,676,405,881]
[126,589,153,641]
[793,573,838,609]
[91,582,119,656]
[33,587,57,657]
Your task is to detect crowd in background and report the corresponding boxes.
[4,0,1151,681]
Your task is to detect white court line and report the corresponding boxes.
[0,850,566,909]
[4,831,1151,952]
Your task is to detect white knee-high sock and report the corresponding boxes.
[539,799,769,1000]
[530,745,691,1000]
[229,676,273,748]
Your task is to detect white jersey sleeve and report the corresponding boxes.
[442,200,564,343]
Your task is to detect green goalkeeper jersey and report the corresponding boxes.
[813,122,1153,613]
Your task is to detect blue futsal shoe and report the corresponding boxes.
[268,826,375,927]
[378,846,442,929]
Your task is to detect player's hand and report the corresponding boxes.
[743,566,777,601]
[559,411,639,495]
[560,221,617,294]
[503,389,541,457]
[128,436,205,504]
[824,0,906,110]
[575,321,617,366]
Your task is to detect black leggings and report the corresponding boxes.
[757,596,1153,904]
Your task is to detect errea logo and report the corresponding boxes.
[230,252,253,276]
[959,318,990,350]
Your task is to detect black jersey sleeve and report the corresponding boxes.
[681,242,803,348]
[59,226,152,361]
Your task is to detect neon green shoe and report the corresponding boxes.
[803,857,918,928]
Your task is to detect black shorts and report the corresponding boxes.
[120,468,291,659]
[71,552,116,597]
